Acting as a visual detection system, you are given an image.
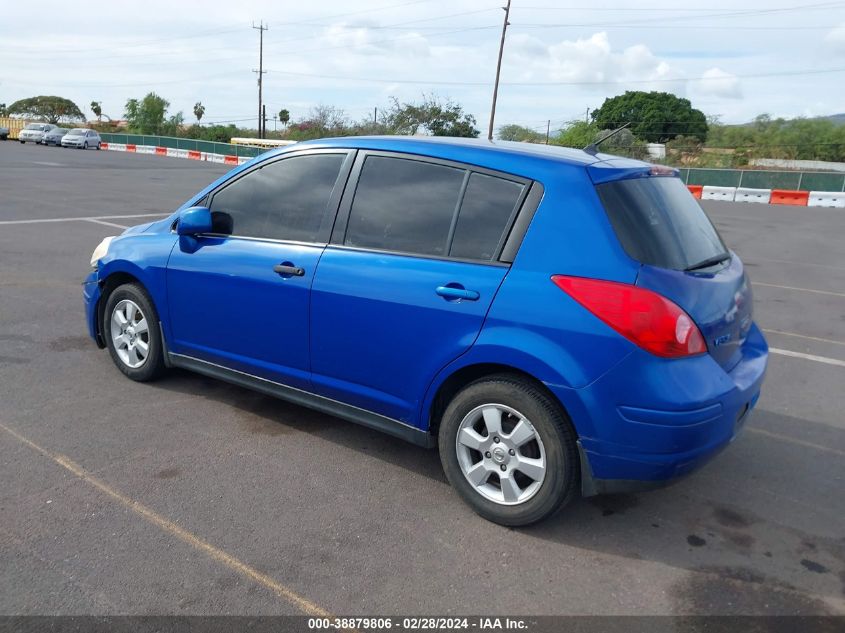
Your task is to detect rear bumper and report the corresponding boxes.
[550,323,768,495]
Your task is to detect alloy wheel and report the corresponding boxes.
[110,299,150,369]
[455,403,547,505]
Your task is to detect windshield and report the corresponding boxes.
[54,128,68,134]
[596,176,728,271]
[24,123,46,130]
[68,129,86,135]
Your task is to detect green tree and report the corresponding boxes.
[592,91,708,143]
[90,101,102,121]
[384,95,479,137]
[193,101,205,124]
[284,105,350,141]
[497,124,545,143]
[8,96,85,124]
[553,121,599,148]
[278,109,290,127]
[124,93,172,134]
[0,103,9,117]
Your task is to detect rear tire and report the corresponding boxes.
[103,283,165,382]
[19,140,24,144]
[96,142,101,150]
[83,142,88,150]
[438,374,579,526]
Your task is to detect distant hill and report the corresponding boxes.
[820,113,845,125]
[728,113,845,127]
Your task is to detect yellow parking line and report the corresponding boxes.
[747,427,845,458]
[762,328,845,347]
[753,282,845,298]
[0,421,332,618]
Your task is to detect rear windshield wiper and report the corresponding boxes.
[684,253,731,272]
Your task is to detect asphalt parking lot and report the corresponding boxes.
[1,141,843,617]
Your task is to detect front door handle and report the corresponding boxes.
[273,264,305,277]
[436,285,480,301]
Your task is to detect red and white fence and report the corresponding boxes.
[687,184,844,208]
[100,142,251,166]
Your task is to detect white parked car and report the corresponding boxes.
[61,128,101,150]
[19,123,57,144]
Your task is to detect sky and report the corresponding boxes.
[2,0,845,135]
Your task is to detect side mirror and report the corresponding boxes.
[177,206,212,236]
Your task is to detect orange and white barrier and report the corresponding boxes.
[701,186,736,201]
[686,183,842,208]
[733,187,771,204]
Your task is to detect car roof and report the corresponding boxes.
[275,135,649,173]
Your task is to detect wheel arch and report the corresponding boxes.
[425,362,575,442]
[95,269,153,348]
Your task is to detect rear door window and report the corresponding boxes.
[450,173,524,261]
[344,156,465,257]
[210,153,345,243]
[596,177,728,271]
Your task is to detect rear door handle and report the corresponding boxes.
[273,264,305,277]
[436,285,480,301]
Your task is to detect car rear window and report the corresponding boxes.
[596,176,727,271]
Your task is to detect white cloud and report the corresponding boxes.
[692,68,742,99]
[824,23,845,55]
[504,32,683,93]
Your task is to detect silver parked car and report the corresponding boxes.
[19,123,57,144]
[42,127,69,146]
[61,128,101,149]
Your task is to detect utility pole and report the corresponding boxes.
[374,106,378,125]
[585,107,590,124]
[263,105,267,136]
[487,0,511,141]
[252,21,268,139]
[545,120,550,144]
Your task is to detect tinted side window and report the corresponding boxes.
[345,156,465,257]
[210,154,344,242]
[450,173,524,260]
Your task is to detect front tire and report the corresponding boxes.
[438,374,579,526]
[103,283,165,382]
[82,142,88,150]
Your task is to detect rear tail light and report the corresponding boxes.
[551,275,706,358]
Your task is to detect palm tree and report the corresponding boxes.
[278,109,290,128]
[90,101,102,121]
[193,102,205,125]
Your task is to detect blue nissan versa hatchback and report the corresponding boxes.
[83,136,768,526]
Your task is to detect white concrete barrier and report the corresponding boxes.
[701,186,736,201]
[135,145,156,155]
[106,143,126,152]
[808,191,845,208]
[733,187,771,204]
[237,156,250,165]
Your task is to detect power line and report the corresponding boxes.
[261,66,845,87]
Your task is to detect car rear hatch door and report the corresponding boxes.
[590,161,753,371]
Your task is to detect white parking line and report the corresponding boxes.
[85,219,130,229]
[762,328,845,347]
[747,427,845,458]
[0,213,168,226]
[770,347,845,367]
[754,282,845,298]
